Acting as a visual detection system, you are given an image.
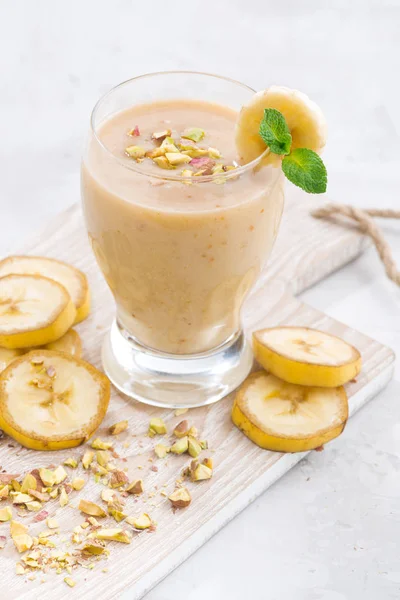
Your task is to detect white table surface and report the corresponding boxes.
[1,1,399,598]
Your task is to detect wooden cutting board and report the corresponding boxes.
[0,190,395,599]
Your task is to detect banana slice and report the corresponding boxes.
[236,86,327,165]
[0,348,23,372]
[0,256,90,324]
[253,327,361,387]
[0,275,76,349]
[46,329,82,358]
[232,371,348,452]
[0,350,110,450]
[0,330,82,373]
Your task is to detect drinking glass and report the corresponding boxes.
[81,72,284,408]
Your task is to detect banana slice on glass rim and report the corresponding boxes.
[232,371,348,452]
[253,327,362,387]
[236,85,327,166]
[0,274,76,349]
[0,256,90,324]
[0,349,110,450]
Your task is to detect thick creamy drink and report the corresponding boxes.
[82,99,284,355]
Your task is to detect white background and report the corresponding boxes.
[1,1,400,598]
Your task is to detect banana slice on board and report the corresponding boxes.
[0,350,110,450]
[0,329,82,373]
[232,371,348,452]
[0,256,90,324]
[0,275,76,349]
[236,85,327,165]
[0,348,23,372]
[253,327,361,388]
[46,329,82,358]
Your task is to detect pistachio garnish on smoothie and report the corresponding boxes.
[124,122,237,178]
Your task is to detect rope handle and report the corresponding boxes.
[312,203,400,286]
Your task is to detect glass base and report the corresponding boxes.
[102,321,253,408]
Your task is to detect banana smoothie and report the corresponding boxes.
[82,99,284,356]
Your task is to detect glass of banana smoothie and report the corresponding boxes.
[81,72,284,408]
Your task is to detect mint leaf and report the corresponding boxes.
[259,108,292,155]
[282,148,327,194]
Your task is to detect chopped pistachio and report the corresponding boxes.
[101,489,116,503]
[152,156,175,170]
[16,563,25,575]
[191,158,216,175]
[53,466,67,485]
[165,152,191,166]
[173,420,189,438]
[82,450,95,469]
[188,436,202,458]
[10,520,33,553]
[0,506,12,521]
[160,136,178,150]
[46,517,59,529]
[199,440,208,450]
[81,543,106,555]
[208,147,221,159]
[10,479,21,492]
[79,500,106,518]
[64,577,76,588]
[91,438,113,450]
[168,487,191,508]
[59,487,69,507]
[148,418,167,437]
[152,129,171,141]
[126,479,143,495]
[109,470,129,489]
[95,529,131,543]
[20,473,37,494]
[128,125,140,137]
[25,501,42,512]
[11,492,33,504]
[181,147,209,158]
[63,458,78,469]
[96,450,110,467]
[125,145,146,160]
[131,513,152,530]
[72,478,85,491]
[182,127,205,143]
[86,518,100,530]
[145,147,166,159]
[154,444,169,459]
[175,408,189,416]
[0,485,9,499]
[170,436,189,455]
[191,463,212,482]
[108,420,128,435]
[187,426,198,438]
[181,169,193,184]
[108,507,127,522]
[49,488,58,499]
[39,468,57,487]
[202,457,213,469]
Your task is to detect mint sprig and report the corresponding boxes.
[259,109,292,156]
[259,109,327,194]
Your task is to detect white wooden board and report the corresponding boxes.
[0,191,394,599]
